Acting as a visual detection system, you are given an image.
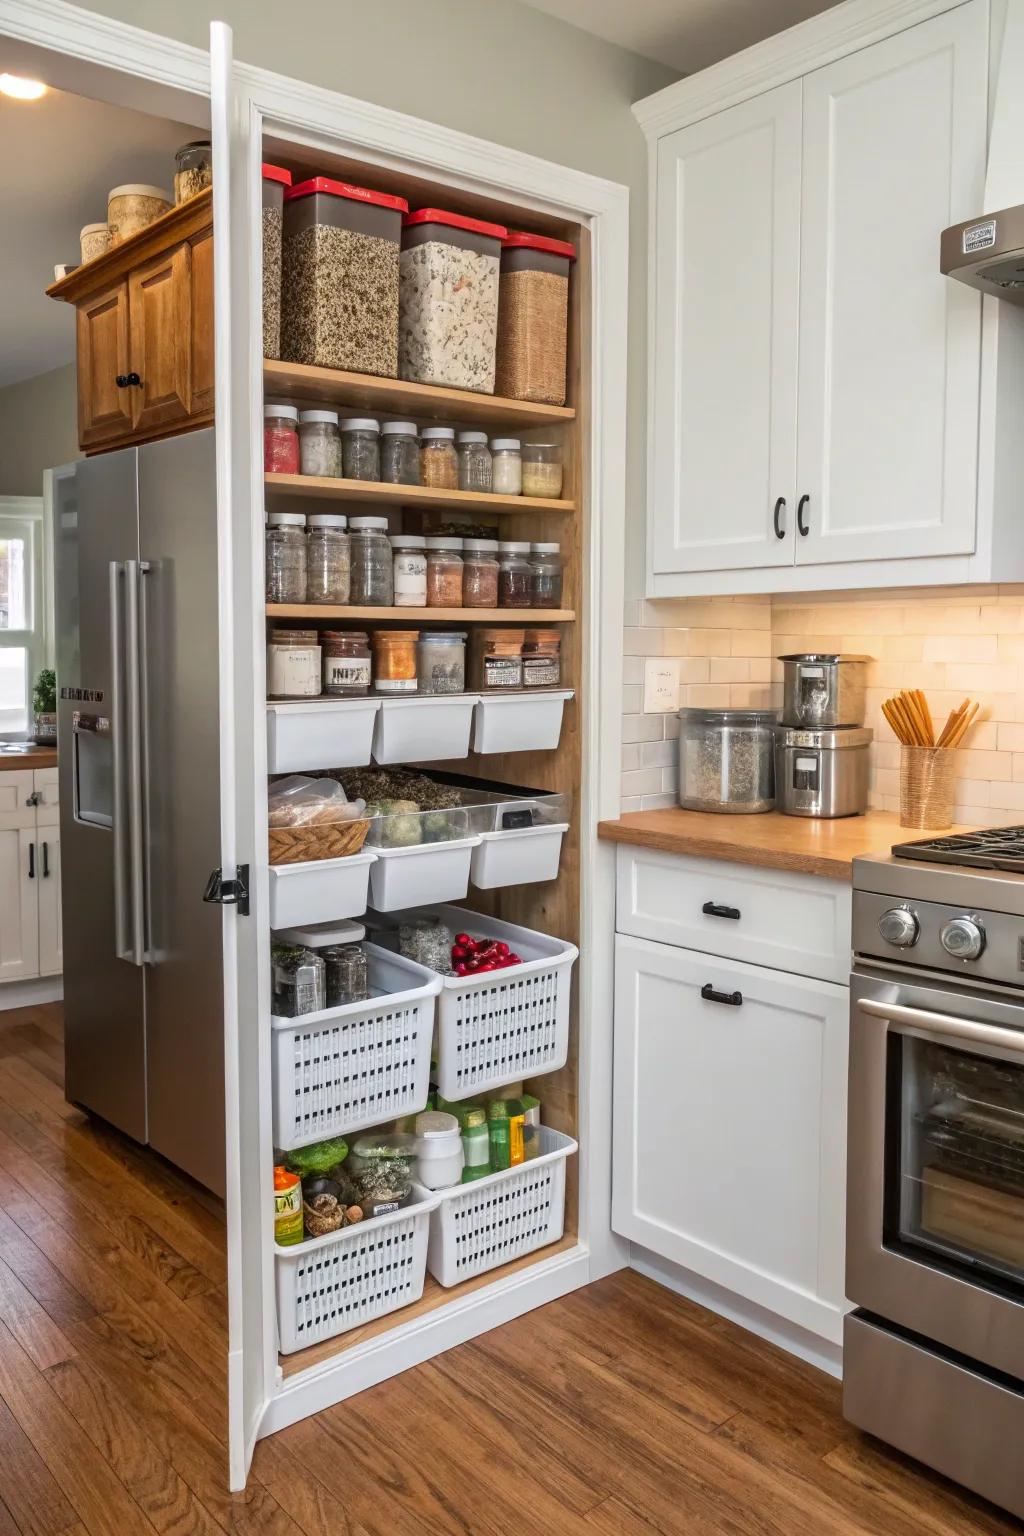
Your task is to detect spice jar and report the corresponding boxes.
[521,443,564,499]
[271,943,326,1017]
[462,539,499,609]
[372,630,419,694]
[380,421,421,486]
[264,404,300,474]
[174,140,213,204]
[340,418,381,482]
[267,629,322,699]
[391,534,427,608]
[417,632,466,694]
[261,163,292,360]
[322,631,371,696]
[498,542,532,608]
[298,410,342,478]
[349,517,394,606]
[490,439,523,496]
[523,628,562,688]
[456,432,493,493]
[470,628,525,691]
[265,512,307,604]
[529,542,563,608]
[426,537,464,607]
[495,231,576,405]
[321,943,369,1007]
[306,515,350,604]
[420,427,459,489]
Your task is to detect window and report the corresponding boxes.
[0,498,46,737]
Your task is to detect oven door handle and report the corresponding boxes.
[857,997,1024,1056]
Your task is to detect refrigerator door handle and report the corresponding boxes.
[109,560,134,963]
[124,559,147,967]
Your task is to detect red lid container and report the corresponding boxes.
[503,230,576,261]
[403,207,507,243]
[286,176,408,213]
[261,162,293,186]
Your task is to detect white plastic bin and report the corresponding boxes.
[267,699,380,774]
[367,836,478,912]
[472,690,573,754]
[425,1127,576,1287]
[268,851,375,928]
[275,1187,438,1354]
[372,695,478,765]
[470,822,568,888]
[272,946,441,1150]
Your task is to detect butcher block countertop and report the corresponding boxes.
[597,807,974,881]
[0,745,57,771]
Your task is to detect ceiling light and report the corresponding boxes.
[0,74,47,101]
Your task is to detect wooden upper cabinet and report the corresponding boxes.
[128,243,192,435]
[76,282,134,449]
[190,224,215,417]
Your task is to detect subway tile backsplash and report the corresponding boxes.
[620,587,1024,824]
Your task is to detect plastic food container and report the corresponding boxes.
[472,689,573,754]
[371,694,478,764]
[495,231,576,406]
[417,631,466,694]
[414,1111,464,1191]
[298,411,342,479]
[264,404,300,475]
[678,707,778,813]
[262,163,292,359]
[265,512,307,604]
[107,184,171,246]
[80,223,110,264]
[521,444,563,500]
[462,539,499,608]
[267,850,376,928]
[380,421,420,486]
[399,208,507,393]
[174,140,212,204]
[266,697,380,773]
[267,629,321,700]
[367,835,479,912]
[340,418,380,482]
[391,535,427,608]
[281,177,408,375]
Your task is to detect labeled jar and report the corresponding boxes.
[322,943,369,1007]
[373,630,419,694]
[426,537,464,607]
[271,943,326,1017]
[340,418,380,482]
[349,517,394,606]
[261,163,292,360]
[490,439,522,495]
[529,542,563,608]
[298,409,342,478]
[417,632,466,694]
[420,426,459,489]
[265,512,307,604]
[390,534,427,608]
[498,541,532,608]
[495,231,576,405]
[267,629,321,699]
[456,432,493,493]
[523,627,561,688]
[462,538,499,608]
[470,628,524,691]
[380,421,421,486]
[322,630,371,696]
[174,140,213,204]
[521,443,563,499]
[306,513,350,604]
[264,403,300,474]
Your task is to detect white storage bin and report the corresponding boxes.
[372,695,479,765]
[268,851,375,928]
[267,699,380,774]
[425,1127,577,1287]
[472,691,573,754]
[470,822,568,888]
[272,946,442,1150]
[368,836,479,912]
[275,1186,438,1354]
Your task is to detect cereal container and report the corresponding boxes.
[262,163,292,359]
[495,231,576,406]
[399,208,506,394]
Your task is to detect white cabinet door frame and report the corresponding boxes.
[0,770,39,984]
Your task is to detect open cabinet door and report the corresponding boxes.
[209,21,275,1490]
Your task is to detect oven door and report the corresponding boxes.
[848,969,1024,1378]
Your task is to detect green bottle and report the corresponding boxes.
[461,1107,491,1182]
[487,1099,512,1171]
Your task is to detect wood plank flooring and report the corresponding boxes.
[0,1001,1020,1535]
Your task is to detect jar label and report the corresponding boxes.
[324,656,371,690]
[483,657,523,689]
[267,645,321,697]
[394,554,427,597]
[523,657,560,687]
[375,678,418,693]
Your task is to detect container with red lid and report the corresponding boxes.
[495,229,577,406]
[261,163,293,360]
[281,177,409,377]
[399,207,508,395]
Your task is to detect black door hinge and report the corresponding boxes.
[203,864,250,916]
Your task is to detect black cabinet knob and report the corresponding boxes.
[115,372,142,388]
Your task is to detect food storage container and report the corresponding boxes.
[174,140,212,204]
[322,631,371,696]
[319,941,369,1008]
[107,184,171,246]
[456,432,492,492]
[305,514,349,604]
[380,421,420,485]
[372,631,419,694]
[271,943,326,1017]
[419,426,459,489]
[417,631,466,695]
[79,223,110,264]
[522,628,561,688]
[470,628,524,691]
[372,693,477,763]
[281,177,407,375]
[471,689,573,754]
[521,443,563,499]
[774,725,872,818]
[426,538,464,607]
[265,513,307,604]
[678,707,778,813]
[495,231,576,406]
[391,534,427,607]
[367,831,480,911]
[298,410,342,478]
[529,545,563,607]
[490,439,522,495]
[778,653,870,729]
[267,629,321,699]
[462,539,499,608]
[349,517,394,605]
[264,403,300,474]
[267,848,376,927]
[415,1111,464,1190]
[266,696,379,772]
[262,163,292,360]
[340,417,380,481]
[399,208,506,393]
[497,542,532,608]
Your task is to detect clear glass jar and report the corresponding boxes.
[321,943,369,1007]
[348,517,394,606]
[265,512,307,603]
[678,707,778,814]
[523,627,561,688]
[380,421,421,486]
[456,431,492,493]
[174,140,212,204]
[426,537,464,607]
[372,630,419,694]
[340,417,381,481]
[490,438,522,495]
[497,541,532,608]
[462,538,499,609]
[264,404,299,474]
[391,534,427,608]
[417,631,466,694]
[420,427,459,489]
[298,409,342,477]
[271,944,325,1017]
[306,513,350,604]
[470,628,524,691]
[529,542,563,608]
[521,442,563,499]
[322,631,371,696]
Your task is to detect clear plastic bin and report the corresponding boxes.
[399,208,506,393]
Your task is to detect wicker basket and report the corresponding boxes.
[268,816,370,867]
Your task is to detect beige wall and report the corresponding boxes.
[0,364,77,495]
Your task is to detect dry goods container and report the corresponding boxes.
[495,231,576,405]
[399,208,506,393]
[261,162,292,359]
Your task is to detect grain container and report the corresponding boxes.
[80,223,110,264]
[261,162,292,360]
[677,708,778,813]
[281,177,408,376]
[399,208,507,394]
[107,184,171,246]
[495,231,576,405]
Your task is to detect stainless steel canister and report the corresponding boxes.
[779,653,870,728]
[774,724,873,818]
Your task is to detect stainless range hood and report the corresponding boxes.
[941,207,1024,303]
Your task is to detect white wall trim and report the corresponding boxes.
[0,974,63,1011]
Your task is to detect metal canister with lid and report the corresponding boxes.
[774,724,873,818]
[779,653,870,728]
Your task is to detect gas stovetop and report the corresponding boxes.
[893,826,1024,872]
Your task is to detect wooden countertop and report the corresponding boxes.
[0,746,57,771]
[597,807,974,880]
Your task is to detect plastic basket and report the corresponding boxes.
[372,695,479,764]
[367,836,479,912]
[470,823,568,888]
[425,1127,577,1287]
[275,1187,439,1354]
[271,945,442,1151]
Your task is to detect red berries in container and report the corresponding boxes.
[451,933,522,977]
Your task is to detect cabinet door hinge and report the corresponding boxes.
[203,864,250,916]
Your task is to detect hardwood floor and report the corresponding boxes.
[0,1002,1019,1535]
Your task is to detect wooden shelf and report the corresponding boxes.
[264,473,573,516]
[264,359,575,428]
[266,604,575,622]
[47,188,213,303]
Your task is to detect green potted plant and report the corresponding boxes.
[32,667,57,745]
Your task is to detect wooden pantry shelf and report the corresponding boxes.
[266,604,575,622]
[264,472,573,516]
[264,359,576,428]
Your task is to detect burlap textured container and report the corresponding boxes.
[899,745,956,830]
[268,816,370,867]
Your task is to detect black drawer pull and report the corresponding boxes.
[28,842,35,880]
[701,983,742,1007]
[702,901,740,920]
[772,496,786,539]
[42,841,49,879]
[797,493,810,536]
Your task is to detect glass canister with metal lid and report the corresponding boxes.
[677,707,778,813]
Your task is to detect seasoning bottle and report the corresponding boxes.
[322,943,369,1007]
[506,1097,526,1166]
[490,438,522,495]
[456,431,493,493]
[267,628,321,698]
[391,534,427,608]
[497,541,533,608]
[321,630,371,696]
[522,628,562,689]
[462,538,500,609]
[298,409,342,478]
[470,628,524,691]
[417,632,466,695]
[306,513,350,604]
[372,630,419,694]
[426,537,464,607]
[521,442,563,499]
[529,543,563,607]
[487,1099,513,1172]
[461,1107,491,1183]
[264,403,300,474]
[521,1094,541,1160]
[265,512,308,604]
[420,426,459,489]
[349,517,394,606]
[273,1166,304,1246]
[380,421,421,486]
[340,417,381,481]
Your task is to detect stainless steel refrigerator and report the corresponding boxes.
[55,430,225,1195]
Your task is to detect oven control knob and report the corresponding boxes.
[878,907,919,947]
[940,917,986,961]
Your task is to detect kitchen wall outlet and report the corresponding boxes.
[643,656,680,713]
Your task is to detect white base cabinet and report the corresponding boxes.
[0,768,63,992]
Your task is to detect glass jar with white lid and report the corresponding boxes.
[340,417,381,481]
[265,512,307,604]
[306,513,350,604]
[490,438,522,495]
[391,533,427,607]
[380,420,421,485]
[298,409,342,477]
[456,431,492,493]
[349,516,394,605]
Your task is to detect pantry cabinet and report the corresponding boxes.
[0,768,62,986]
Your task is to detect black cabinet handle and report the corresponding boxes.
[42,842,49,879]
[702,901,741,920]
[115,372,142,388]
[773,497,786,540]
[797,493,810,536]
[701,983,742,1007]
[28,843,35,880]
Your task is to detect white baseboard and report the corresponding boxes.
[0,975,63,1011]
[630,1244,844,1379]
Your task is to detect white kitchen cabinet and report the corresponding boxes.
[0,767,63,991]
